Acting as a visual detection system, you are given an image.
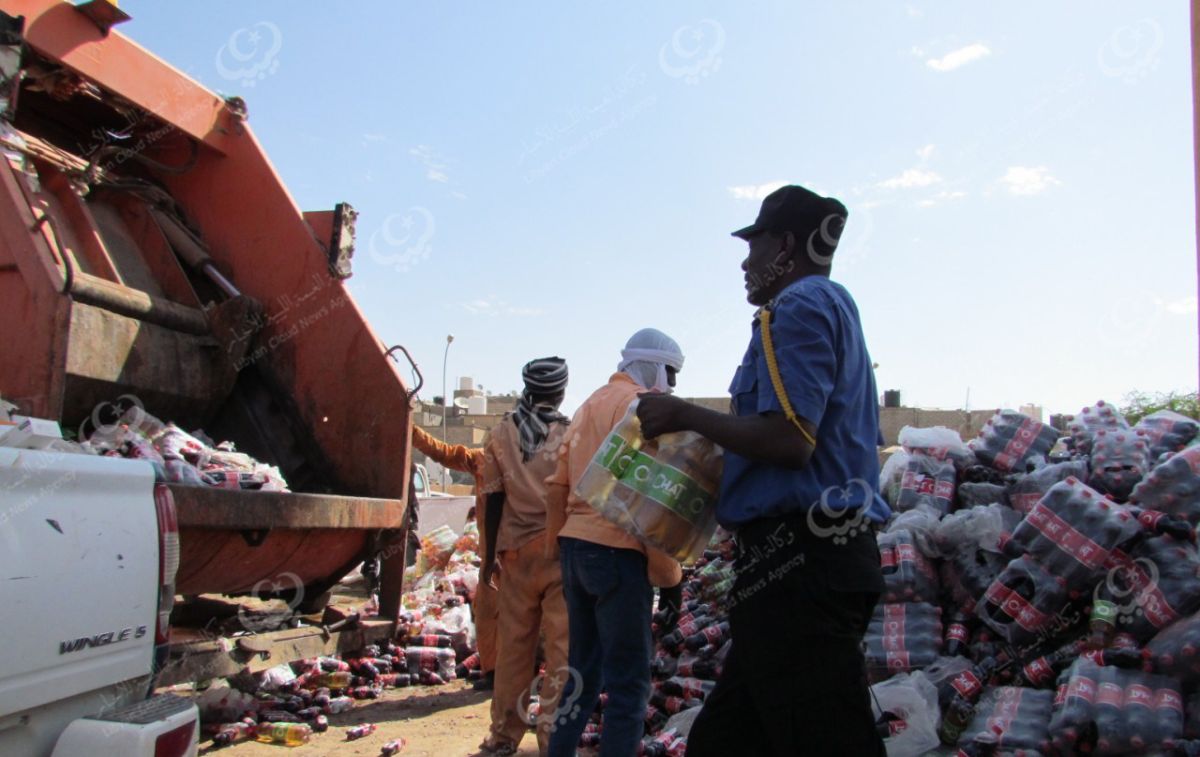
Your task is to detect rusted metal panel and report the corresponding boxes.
[10,0,231,152]
[174,526,374,596]
[69,272,208,334]
[59,301,228,423]
[160,126,413,500]
[171,485,405,530]
[157,619,395,687]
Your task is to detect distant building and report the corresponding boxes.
[682,396,998,446]
[414,381,521,452]
[419,390,1024,451]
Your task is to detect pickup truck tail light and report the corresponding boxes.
[153,484,179,647]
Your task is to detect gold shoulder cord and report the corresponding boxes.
[758,306,817,448]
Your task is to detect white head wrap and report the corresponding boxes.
[618,328,684,394]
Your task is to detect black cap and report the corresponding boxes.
[731,185,848,256]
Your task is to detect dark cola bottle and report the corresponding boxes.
[1049,660,1100,752]
[944,611,970,657]
[683,621,729,652]
[1089,429,1152,502]
[937,695,975,746]
[1129,506,1197,542]
[676,657,719,680]
[1123,675,1158,752]
[937,657,998,711]
[1151,679,1185,749]
[1013,639,1082,688]
[1134,411,1199,458]
[1093,666,1129,755]
[1130,448,1200,525]
[660,615,712,650]
[660,677,714,701]
[1079,644,1147,670]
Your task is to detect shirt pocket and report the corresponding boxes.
[729,360,758,415]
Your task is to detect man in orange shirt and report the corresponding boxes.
[545,329,685,757]
[476,357,571,757]
[412,424,499,691]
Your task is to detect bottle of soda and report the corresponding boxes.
[1013,639,1081,688]
[1123,676,1156,752]
[255,723,312,746]
[676,657,719,680]
[345,722,378,741]
[1093,666,1127,754]
[381,738,408,756]
[683,621,729,651]
[1088,599,1118,648]
[1049,660,1099,751]
[1079,645,1146,669]
[937,696,975,745]
[212,721,256,746]
[318,656,350,672]
[944,611,970,657]
[1152,680,1184,748]
[660,677,715,701]
[310,671,353,689]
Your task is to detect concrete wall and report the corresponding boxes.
[682,396,996,446]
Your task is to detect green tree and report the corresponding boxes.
[1120,390,1200,425]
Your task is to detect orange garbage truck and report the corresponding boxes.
[0,0,421,684]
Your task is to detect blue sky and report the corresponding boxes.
[119,2,1198,417]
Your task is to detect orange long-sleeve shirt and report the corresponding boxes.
[413,426,485,478]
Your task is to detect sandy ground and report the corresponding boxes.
[205,680,540,756]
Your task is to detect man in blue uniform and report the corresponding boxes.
[637,185,890,756]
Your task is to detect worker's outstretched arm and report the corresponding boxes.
[412,425,482,474]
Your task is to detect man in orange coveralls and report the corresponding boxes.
[412,425,499,691]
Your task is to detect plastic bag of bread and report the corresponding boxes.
[576,400,723,562]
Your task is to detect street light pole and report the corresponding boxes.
[441,334,454,490]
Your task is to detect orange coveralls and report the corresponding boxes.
[412,426,498,674]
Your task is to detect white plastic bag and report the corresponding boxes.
[257,663,297,691]
[885,505,942,558]
[879,449,911,507]
[934,504,1013,555]
[664,706,702,739]
[869,671,940,757]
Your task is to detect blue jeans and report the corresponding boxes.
[548,537,653,757]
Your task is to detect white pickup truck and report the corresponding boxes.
[0,421,199,756]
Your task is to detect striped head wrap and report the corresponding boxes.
[512,356,569,462]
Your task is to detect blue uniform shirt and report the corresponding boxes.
[717,276,892,529]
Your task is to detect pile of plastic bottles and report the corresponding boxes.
[195,627,471,749]
[81,405,289,491]
[844,405,1200,756]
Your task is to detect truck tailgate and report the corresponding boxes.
[0,450,158,718]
